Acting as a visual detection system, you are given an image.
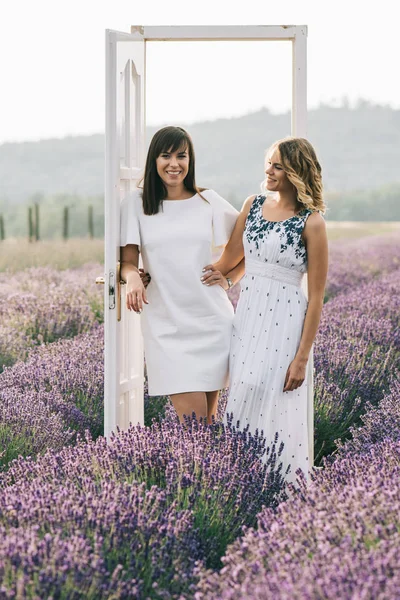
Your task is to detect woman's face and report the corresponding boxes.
[156,146,190,189]
[265,148,291,193]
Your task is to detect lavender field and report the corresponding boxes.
[0,233,399,599]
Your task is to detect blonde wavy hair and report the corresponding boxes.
[263,137,326,214]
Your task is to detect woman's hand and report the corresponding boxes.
[283,357,307,392]
[139,268,151,288]
[126,272,148,313]
[201,264,229,290]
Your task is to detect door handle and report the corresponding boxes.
[96,270,125,321]
[117,261,125,322]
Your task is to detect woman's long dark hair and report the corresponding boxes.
[141,126,201,215]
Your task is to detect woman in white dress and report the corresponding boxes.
[202,137,328,482]
[120,126,243,425]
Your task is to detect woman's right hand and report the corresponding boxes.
[201,264,229,289]
[126,272,148,313]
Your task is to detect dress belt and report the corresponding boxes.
[246,258,304,287]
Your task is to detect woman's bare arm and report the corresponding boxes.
[202,194,255,282]
[283,212,328,391]
[226,257,246,286]
[120,244,148,312]
[201,257,246,290]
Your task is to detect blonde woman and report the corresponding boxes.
[202,138,328,482]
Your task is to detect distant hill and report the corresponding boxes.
[1,101,400,209]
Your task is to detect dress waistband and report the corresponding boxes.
[246,258,304,287]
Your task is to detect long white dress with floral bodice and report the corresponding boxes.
[224,194,314,482]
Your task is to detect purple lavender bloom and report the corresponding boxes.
[0,326,104,467]
[313,269,400,461]
[195,438,400,600]
[335,377,400,459]
[0,265,102,369]
[0,234,399,597]
[0,413,285,595]
[325,233,400,300]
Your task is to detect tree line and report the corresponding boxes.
[1,182,400,241]
[1,101,400,207]
[0,194,102,240]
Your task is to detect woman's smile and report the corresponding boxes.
[156,147,189,188]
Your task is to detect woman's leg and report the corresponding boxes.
[206,390,219,424]
[170,392,208,424]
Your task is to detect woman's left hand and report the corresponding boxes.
[201,264,229,290]
[283,358,307,392]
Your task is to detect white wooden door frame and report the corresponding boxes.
[132,25,307,136]
[104,24,308,442]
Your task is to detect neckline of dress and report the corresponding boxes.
[163,193,198,203]
[260,198,307,224]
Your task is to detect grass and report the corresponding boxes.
[325,221,400,240]
[1,223,399,272]
[0,238,104,272]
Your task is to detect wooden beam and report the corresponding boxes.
[131,25,301,41]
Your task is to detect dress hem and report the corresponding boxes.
[148,381,228,396]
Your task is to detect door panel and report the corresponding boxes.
[104,29,145,438]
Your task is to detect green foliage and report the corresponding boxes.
[4,186,400,241]
[326,184,400,221]
[0,134,104,204]
[1,102,400,224]
[2,193,104,240]
[0,425,34,469]
[86,292,104,324]
[144,395,170,427]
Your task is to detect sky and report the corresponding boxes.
[0,0,398,144]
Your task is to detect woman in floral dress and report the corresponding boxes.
[203,137,328,482]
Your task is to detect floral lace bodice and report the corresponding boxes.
[244,194,312,273]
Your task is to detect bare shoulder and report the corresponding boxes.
[304,211,326,235]
[241,194,258,217]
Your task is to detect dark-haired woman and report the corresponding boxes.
[120,126,242,424]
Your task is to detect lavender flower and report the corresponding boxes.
[0,265,102,369]
[326,233,400,299]
[0,327,104,467]
[334,377,400,459]
[195,439,400,600]
[0,234,399,597]
[0,415,285,596]
[313,269,400,461]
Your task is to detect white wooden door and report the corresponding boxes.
[104,29,145,438]
[104,25,309,450]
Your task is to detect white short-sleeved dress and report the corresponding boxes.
[120,189,239,396]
